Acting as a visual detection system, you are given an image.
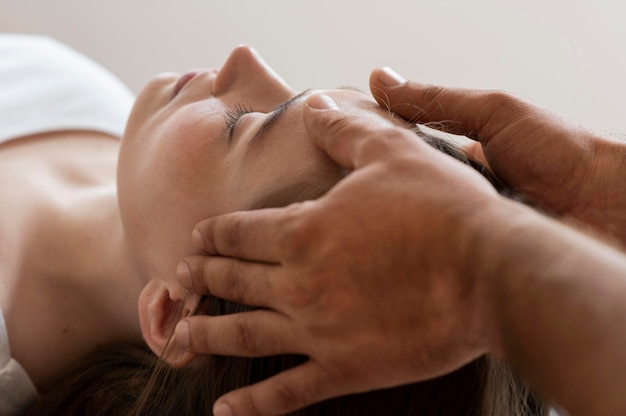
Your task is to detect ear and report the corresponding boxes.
[138,280,198,368]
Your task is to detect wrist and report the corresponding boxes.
[457,197,548,357]
[582,134,626,242]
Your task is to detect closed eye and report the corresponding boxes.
[224,103,253,138]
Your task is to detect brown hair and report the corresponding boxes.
[26,130,546,416]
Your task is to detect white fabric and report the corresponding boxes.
[550,405,569,416]
[0,34,134,143]
[0,34,134,413]
[0,307,38,415]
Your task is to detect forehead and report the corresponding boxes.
[317,88,413,129]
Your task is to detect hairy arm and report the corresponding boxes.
[177,94,626,416]
[474,201,626,416]
[370,67,626,244]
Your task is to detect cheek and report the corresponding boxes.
[160,117,235,204]
[135,104,225,191]
[124,73,179,141]
[119,106,235,258]
[149,122,229,224]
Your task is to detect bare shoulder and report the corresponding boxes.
[0,130,121,388]
[0,130,119,186]
[0,130,119,293]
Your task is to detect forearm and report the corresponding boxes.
[473,199,626,416]
[576,134,626,244]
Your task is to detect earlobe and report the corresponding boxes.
[138,280,198,367]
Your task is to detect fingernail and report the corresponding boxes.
[379,66,406,87]
[191,228,204,249]
[175,320,190,350]
[306,94,339,110]
[176,261,192,289]
[214,402,234,416]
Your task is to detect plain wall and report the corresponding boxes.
[1,0,625,132]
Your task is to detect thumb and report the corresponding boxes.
[303,93,417,170]
[369,67,532,143]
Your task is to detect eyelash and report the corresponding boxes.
[224,103,253,136]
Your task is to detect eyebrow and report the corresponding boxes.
[248,86,367,146]
[249,89,310,144]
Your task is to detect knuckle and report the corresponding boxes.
[212,214,245,255]
[188,259,210,292]
[224,217,245,252]
[223,261,247,303]
[273,380,307,411]
[323,113,388,148]
[479,89,535,133]
[240,394,264,416]
[355,126,411,159]
[356,133,386,159]
[269,209,326,309]
[363,125,404,145]
[234,314,260,354]
[282,279,318,309]
[483,89,526,112]
[324,112,359,137]
[386,155,422,176]
[188,321,212,352]
[275,209,317,258]
[193,220,214,252]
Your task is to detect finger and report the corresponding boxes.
[214,360,345,416]
[192,205,305,260]
[369,67,533,142]
[177,255,278,308]
[303,93,419,170]
[460,140,489,169]
[175,310,299,357]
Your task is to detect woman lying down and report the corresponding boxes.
[0,34,544,415]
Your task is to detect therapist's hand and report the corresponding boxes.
[174,94,511,416]
[370,67,626,243]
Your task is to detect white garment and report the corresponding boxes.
[0,308,38,416]
[0,34,134,143]
[0,34,134,414]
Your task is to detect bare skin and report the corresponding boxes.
[0,131,143,389]
[369,67,626,244]
[176,89,626,416]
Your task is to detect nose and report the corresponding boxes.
[213,45,294,104]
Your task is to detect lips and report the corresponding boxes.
[173,70,200,97]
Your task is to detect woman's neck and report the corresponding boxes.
[0,132,146,389]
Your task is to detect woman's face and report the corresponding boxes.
[118,46,404,284]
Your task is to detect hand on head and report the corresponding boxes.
[173,93,512,416]
[370,67,626,243]
[172,66,626,416]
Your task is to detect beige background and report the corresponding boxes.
[2,0,625,132]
